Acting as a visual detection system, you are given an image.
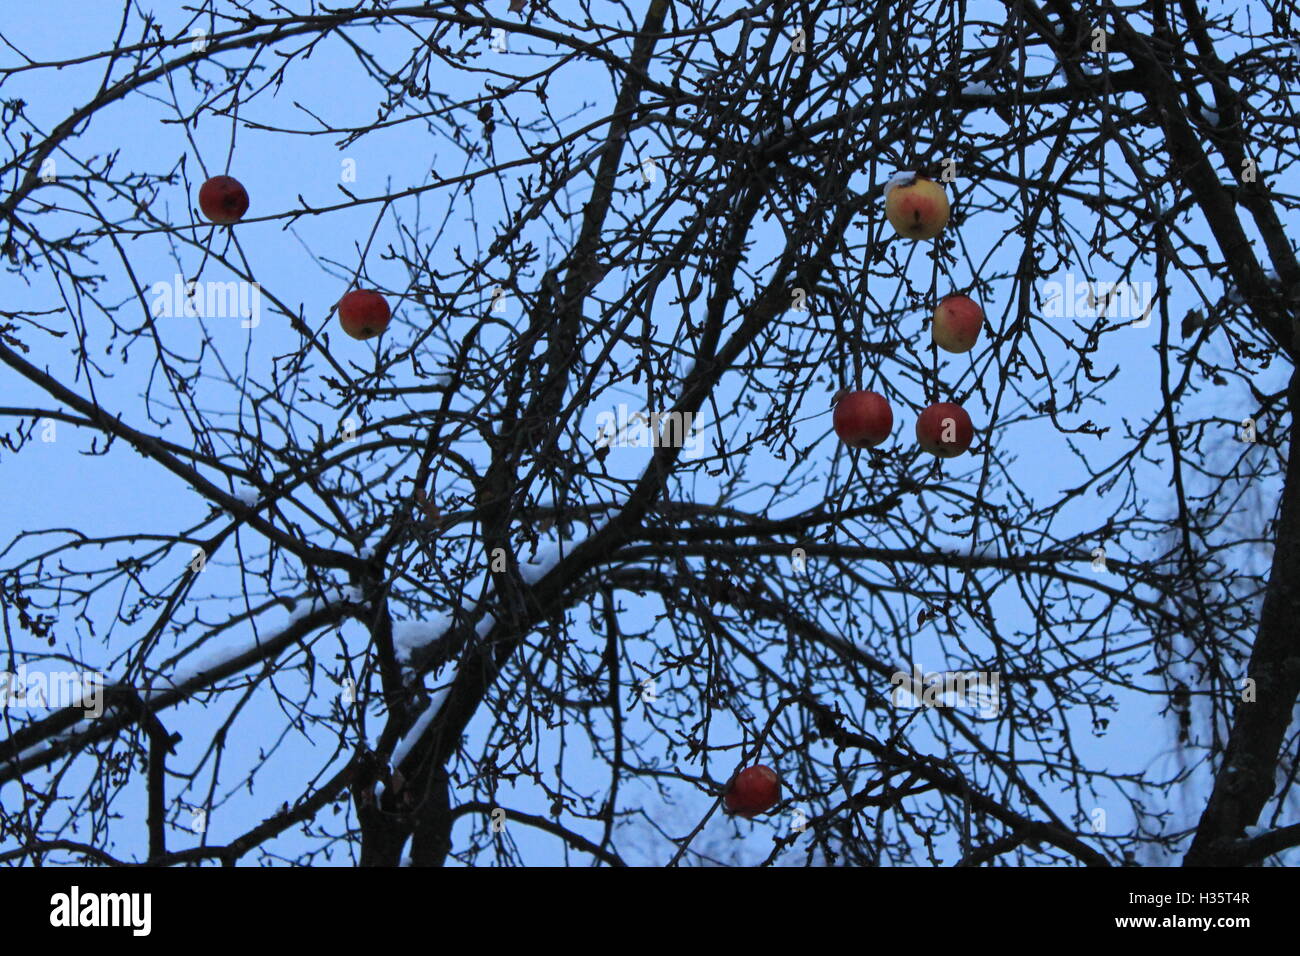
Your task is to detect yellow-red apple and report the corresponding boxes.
[338,290,391,339]
[198,175,249,224]
[884,174,949,240]
[932,294,984,353]
[916,402,974,457]
[723,765,781,818]
[833,390,893,448]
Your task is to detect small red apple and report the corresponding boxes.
[723,765,781,819]
[916,402,974,457]
[337,290,391,340]
[932,294,984,353]
[198,175,250,224]
[833,390,893,448]
[884,174,950,240]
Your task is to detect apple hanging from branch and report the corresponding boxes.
[884,174,949,240]
[723,765,782,819]
[833,389,893,448]
[916,402,974,457]
[932,294,984,353]
[198,175,250,224]
[337,289,392,340]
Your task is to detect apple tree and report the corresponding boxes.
[1,0,1299,867]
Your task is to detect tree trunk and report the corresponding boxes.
[1185,368,1300,864]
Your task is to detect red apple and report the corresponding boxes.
[884,174,950,240]
[723,765,781,819]
[916,402,974,457]
[198,175,249,224]
[932,294,984,353]
[338,289,391,339]
[833,390,893,448]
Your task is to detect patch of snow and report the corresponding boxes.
[17,718,93,763]
[962,81,996,96]
[388,694,442,770]
[393,616,453,657]
[149,637,260,695]
[142,591,343,699]
[884,171,917,196]
[232,482,259,507]
[172,646,249,684]
[391,611,497,662]
[378,679,457,795]
[288,595,330,623]
[519,532,587,583]
[518,513,612,584]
